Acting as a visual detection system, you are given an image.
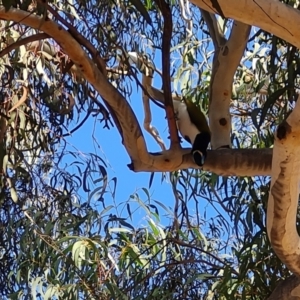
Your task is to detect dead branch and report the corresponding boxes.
[141,67,166,151]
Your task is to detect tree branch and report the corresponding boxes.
[208,20,250,149]
[190,0,299,49]
[0,4,288,175]
[142,73,166,151]
[134,148,272,175]
[267,94,300,276]
[201,10,225,50]
[153,0,181,150]
[0,7,151,165]
[0,32,49,58]
[37,0,106,74]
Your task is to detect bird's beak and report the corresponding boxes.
[192,150,205,166]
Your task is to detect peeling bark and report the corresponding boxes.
[191,0,300,280]
[135,148,272,175]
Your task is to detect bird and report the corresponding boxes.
[173,98,211,166]
[126,51,210,166]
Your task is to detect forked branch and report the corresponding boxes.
[202,11,250,149]
[0,6,277,175]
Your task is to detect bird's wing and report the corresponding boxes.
[184,99,210,134]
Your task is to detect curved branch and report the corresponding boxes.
[0,7,198,172]
[267,94,300,276]
[191,2,300,277]
[0,32,49,58]
[0,5,281,175]
[0,7,150,165]
[190,0,300,50]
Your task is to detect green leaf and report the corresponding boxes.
[31,276,44,300]
[119,219,135,230]
[72,240,84,268]
[109,227,131,233]
[44,285,59,300]
[99,205,114,216]
[129,0,152,25]
[251,108,261,131]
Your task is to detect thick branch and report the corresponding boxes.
[190,0,300,50]
[0,5,282,176]
[0,7,151,165]
[267,94,300,276]
[189,0,300,276]
[134,148,272,175]
[209,20,250,149]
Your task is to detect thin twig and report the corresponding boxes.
[0,32,49,58]
[37,1,106,73]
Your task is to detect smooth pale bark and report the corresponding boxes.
[0,8,152,165]
[0,10,269,175]
[126,53,272,175]
[203,13,250,149]
[190,0,300,50]
[267,94,300,276]
[134,148,272,175]
[191,0,300,281]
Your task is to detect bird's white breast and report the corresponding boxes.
[174,101,200,144]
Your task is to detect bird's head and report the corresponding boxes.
[192,131,211,166]
[193,150,205,166]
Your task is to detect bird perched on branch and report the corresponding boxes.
[127,52,211,166]
[173,98,210,166]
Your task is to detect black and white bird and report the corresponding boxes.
[173,98,210,166]
[127,52,211,166]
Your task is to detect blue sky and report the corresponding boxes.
[62,79,231,233]
[63,82,179,225]
[61,44,231,228]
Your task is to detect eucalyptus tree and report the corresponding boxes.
[0,0,299,299]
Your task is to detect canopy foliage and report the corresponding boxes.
[0,0,299,299]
